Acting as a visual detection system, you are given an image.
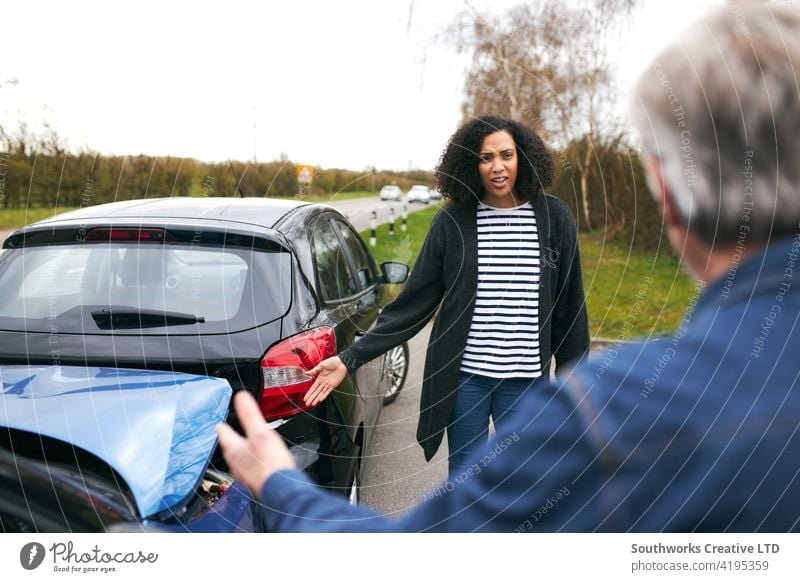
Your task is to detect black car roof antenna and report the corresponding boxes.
[228,160,249,198]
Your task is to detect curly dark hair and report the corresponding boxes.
[435,115,555,205]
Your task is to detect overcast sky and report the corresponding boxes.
[1,0,719,172]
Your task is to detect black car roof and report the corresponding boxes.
[30,197,313,231]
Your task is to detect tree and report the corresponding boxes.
[0,75,18,147]
[447,0,636,231]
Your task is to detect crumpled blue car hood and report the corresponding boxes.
[0,365,231,518]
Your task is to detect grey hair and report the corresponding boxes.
[628,3,800,247]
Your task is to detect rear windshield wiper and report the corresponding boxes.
[90,308,205,329]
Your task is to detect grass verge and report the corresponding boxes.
[360,206,698,340]
[363,205,441,269]
[0,207,79,228]
[580,231,697,339]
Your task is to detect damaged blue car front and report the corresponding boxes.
[0,365,263,532]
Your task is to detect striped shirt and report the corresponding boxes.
[460,201,542,379]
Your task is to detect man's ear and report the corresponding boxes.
[644,157,683,228]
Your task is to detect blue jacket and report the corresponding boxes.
[259,236,800,532]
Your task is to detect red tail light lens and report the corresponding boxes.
[85,227,176,242]
[259,327,337,421]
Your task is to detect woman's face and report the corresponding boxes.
[477,130,519,208]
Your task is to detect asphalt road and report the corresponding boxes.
[359,322,449,517]
[323,196,432,232]
[329,197,450,514]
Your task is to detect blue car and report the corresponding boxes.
[0,365,265,532]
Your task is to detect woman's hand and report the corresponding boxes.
[304,356,348,406]
[216,391,296,496]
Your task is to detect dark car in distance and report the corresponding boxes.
[0,197,410,514]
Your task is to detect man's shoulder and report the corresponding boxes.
[570,337,683,399]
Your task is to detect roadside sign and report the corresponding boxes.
[296,165,314,184]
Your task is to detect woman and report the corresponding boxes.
[306,115,589,475]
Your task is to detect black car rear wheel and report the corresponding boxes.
[383,342,409,405]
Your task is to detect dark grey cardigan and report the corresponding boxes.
[340,194,590,461]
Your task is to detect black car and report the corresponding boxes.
[0,196,410,502]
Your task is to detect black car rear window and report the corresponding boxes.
[0,242,292,334]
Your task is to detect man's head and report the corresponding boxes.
[630,4,800,259]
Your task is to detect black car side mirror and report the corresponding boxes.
[381,262,409,284]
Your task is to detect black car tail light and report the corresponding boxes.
[259,327,337,421]
[84,227,177,242]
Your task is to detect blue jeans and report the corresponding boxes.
[447,372,537,476]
